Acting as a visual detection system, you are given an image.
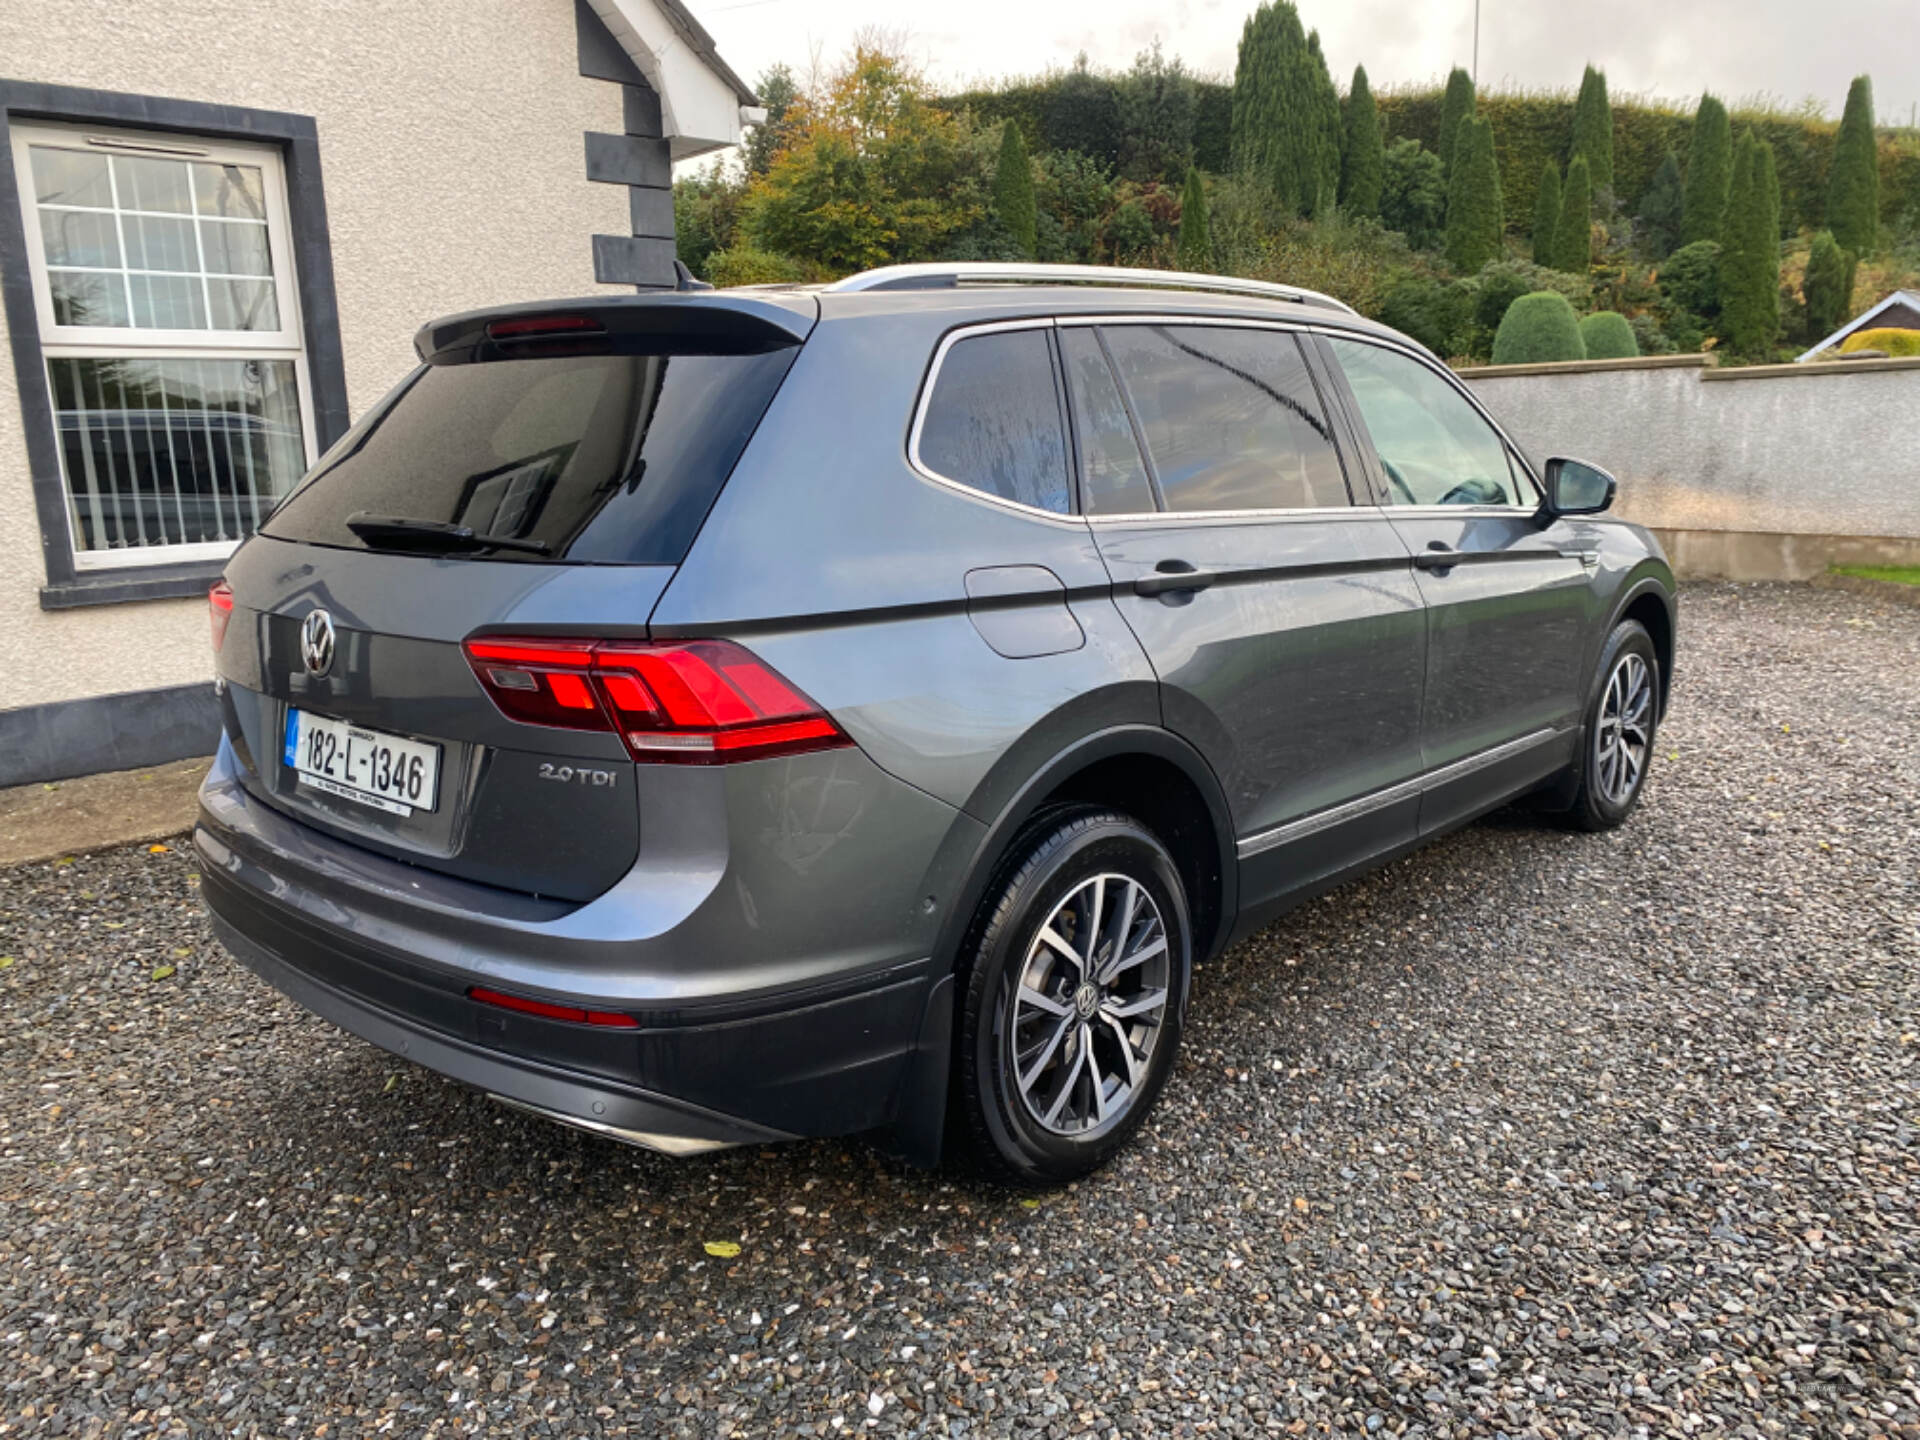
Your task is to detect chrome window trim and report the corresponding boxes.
[904,317,1088,528]
[1085,504,1389,527]
[1056,312,1308,333]
[1310,326,1546,505]
[1236,727,1567,859]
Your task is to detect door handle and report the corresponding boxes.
[1412,546,1463,572]
[1134,562,1218,597]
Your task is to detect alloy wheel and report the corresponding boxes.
[1596,651,1653,806]
[1007,872,1171,1137]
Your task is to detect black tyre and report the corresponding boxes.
[1563,619,1660,831]
[952,808,1192,1184]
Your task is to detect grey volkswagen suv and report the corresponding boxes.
[198,262,1675,1182]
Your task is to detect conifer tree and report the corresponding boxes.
[1340,65,1384,217]
[1304,29,1343,215]
[1532,160,1562,267]
[1719,130,1781,358]
[993,121,1038,259]
[1554,153,1593,273]
[1571,64,1614,197]
[1178,166,1212,270]
[1801,229,1852,343]
[1445,114,1503,273]
[1230,2,1333,215]
[1827,75,1880,256]
[1681,93,1732,245]
[1438,67,1475,177]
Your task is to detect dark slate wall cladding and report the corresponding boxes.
[575,0,675,289]
[0,683,220,787]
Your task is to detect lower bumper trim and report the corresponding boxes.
[210,910,796,1153]
[484,1094,737,1156]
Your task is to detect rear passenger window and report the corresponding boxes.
[1100,325,1349,513]
[1059,328,1156,515]
[917,329,1071,515]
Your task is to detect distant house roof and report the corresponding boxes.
[1796,289,1920,361]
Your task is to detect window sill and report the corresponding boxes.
[40,558,227,610]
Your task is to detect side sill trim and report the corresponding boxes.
[1236,727,1565,860]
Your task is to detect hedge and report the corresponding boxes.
[942,74,1920,242]
[1839,326,1920,356]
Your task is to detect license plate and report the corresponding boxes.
[283,709,441,816]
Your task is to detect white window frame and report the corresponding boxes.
[10,121,320,570]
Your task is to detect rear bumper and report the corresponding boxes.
[195,738,962,1151]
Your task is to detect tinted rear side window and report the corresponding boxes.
[1059,327,1156,515]
[1100,325,1349,513]
[262,345,797,564]
[916,329,1071,515]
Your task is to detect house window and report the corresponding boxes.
[10,122,316,570]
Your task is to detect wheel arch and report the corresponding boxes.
[1608,573,1677,720]
[883,724,1238,1167]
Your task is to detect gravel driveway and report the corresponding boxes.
[3,581,1917,1438]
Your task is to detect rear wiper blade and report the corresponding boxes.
[344,513,551,556]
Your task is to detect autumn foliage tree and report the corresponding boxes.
[743,47,980,272]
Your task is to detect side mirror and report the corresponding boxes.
[1541,457,1616,519]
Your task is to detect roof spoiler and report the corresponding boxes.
[413,291,814,364]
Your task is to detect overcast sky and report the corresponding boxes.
[688,0,1920,125]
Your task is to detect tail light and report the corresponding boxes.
[208,581,234,654]
[462,636,851,765]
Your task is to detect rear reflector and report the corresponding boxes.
[468,985,638,1028]
[461,635,852,765]
[209,581,234,654]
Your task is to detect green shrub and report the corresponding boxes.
[1340,64,1384,218]
[1630,312,1675,354]
[1829,75,1880,256]
[1659,239,1722,318]
[1178,166,1212,269]
[1681,94,1731,245]
[1554,154,1593,273]
[1380,138,1446,250]
[1115,43,1196,183]
[1636,151,1684,259]
[1578,310,1640,357]
[1838,326,1920,356]
[707,246,816,287]
[1663,307,1707,352]
[994,121,1039,257]
[1532,161,1562,267]
[1463,258,1587,357]
[1492,290,1587,363]
[1377,270,1470,355]
[1571,65,1614,198]
[1445,115,1503,273]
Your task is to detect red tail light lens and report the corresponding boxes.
[484,314,604,340]
[462,636,851,765]
[468,985,638,1028]
[209,581,234,654]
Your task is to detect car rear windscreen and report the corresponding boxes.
[261,344,798,564]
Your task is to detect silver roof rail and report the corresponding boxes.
[824,262,1357,315]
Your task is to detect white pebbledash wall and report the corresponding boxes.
[0,0,631,709]
[1460,354,1920,580]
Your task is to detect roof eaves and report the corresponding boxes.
[650,0,758,106]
